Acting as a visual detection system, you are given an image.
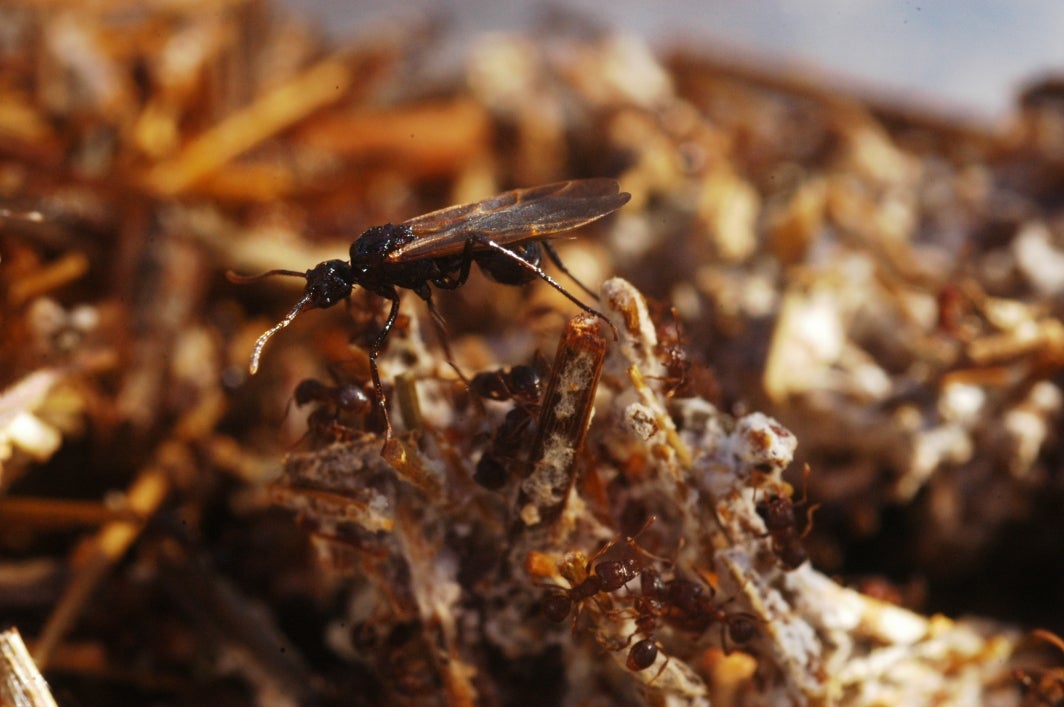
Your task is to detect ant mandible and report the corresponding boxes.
[230,179,630,439]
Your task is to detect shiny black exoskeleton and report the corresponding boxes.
[229,179,631,439]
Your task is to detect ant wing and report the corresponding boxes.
[388,179,630,261]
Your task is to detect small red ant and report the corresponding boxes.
[755,464,820,570]
[611,565,760,683]
[660,574,760,654]
[540,555,642,625]
[540,519,656,626]
[617,569,671,679]
[650,303,692,397]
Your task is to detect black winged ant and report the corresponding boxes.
[229,179,630,439]
[756,464,820,570]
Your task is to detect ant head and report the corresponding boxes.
[755,493,792,530]
[540,592,572,623]
[293,378,329,406]
[335,383,371,413]
[227,259,355,375]
[508,365,543,404]
[303,260,355,309]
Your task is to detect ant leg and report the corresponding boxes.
[796,463,812,504]
[474,236,616,337]
[541,240,599,301]
[433,241,475,291]
[368,295,402,439]
[422,292,472,386]
[648,651,670,685]
[796,465,821,541]
[623,516,673,564]
[800,503,821,541]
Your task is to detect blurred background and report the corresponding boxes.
[287,0,1064,122]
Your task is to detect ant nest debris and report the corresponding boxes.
[272,277,1018,705]
[4,3,1064,704]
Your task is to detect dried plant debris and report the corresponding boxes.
[0,627,58,707]
[1,0,1063,704]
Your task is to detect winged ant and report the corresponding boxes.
[229,179,630,438]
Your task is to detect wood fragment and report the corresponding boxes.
[516,313,607,528]
[143,56,352,195]
[0,627,58,707]
[32,462,170,668]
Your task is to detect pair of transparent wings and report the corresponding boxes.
[390,178,630,261]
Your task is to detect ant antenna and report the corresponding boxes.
[226,269,313,375]
[226,268,306,284]
[249,293,314,374]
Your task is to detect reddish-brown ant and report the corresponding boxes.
[614,566,759,681]
[618,569,671,678]
[650,303,693,397]
[756,464,820,570]
[659,574,760,653]
[288,376,373,441]
[469,363,543,408]
[293,377,372,415]
[471,362,546,489]
[541,553,642,625]
[540,519,656,626]
[230,179,630,439]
